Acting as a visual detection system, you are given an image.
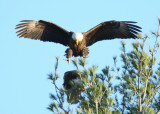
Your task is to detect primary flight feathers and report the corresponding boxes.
[16,20,70,46]
[16,20,141,60]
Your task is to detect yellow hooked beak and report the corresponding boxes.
[76,40,79,45]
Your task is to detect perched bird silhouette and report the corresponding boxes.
[16,20,141,62]
[63,70,83,104]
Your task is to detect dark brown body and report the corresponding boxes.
[65,38,89,58]
[70,38,87,56]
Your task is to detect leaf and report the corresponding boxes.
[72,58,79,70]
[50,94,57,100]
[79,58,87,67]
[55,56,59,71]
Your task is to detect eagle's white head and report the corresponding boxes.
[72,32,83,45]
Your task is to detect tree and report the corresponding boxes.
[48,19,160,114]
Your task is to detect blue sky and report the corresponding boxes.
[0,0,160,114]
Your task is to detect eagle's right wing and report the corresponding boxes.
[16,20,70,46]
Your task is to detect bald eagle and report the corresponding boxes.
[16,20,141,61]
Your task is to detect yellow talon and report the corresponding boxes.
[64,58,70,64]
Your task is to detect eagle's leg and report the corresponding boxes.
[82,48,89,58]
[64,48,73,63]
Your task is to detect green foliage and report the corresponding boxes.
[48,20,160,114]
[113,21,160,113]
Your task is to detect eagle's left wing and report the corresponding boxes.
[83,20,141,46]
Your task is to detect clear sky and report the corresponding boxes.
[0,0,160,114]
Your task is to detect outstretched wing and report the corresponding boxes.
[83,20,142,46]
[16,20,70,46]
